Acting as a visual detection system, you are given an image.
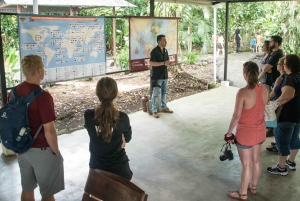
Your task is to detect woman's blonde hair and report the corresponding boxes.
[243,61,259,89]
[278,56,285,66]
[94,77,119,142]
[21,55,43,77]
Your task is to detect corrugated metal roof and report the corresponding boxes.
[1,0,136,7]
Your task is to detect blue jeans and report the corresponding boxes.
[274,122,300,156]
[151,79,168,113]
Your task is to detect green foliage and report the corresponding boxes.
[5,48,20,88]
[184,52,197,65]
[116,48,129,70]
[1,15,19,58]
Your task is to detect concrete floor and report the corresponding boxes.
[1,86,300,201]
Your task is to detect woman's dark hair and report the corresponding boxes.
[243,61,259,89]
[94,77,119,142]
[263,41,271,52]
[285,54,300,73]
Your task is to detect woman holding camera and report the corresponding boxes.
[267,54,300,175]
[224,61,269,200]
[84,77,133,180]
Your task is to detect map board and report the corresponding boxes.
[18,15,106,83]
[129,17,178,72]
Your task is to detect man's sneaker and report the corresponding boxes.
[286,160,296,171]
[152,112,159,118]
[266,146,278,153]
[267,164,288,176]
[161,108,173,113]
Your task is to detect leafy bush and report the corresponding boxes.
[116,48,129,70]
[184,52,197,65]
[5,48,20,87]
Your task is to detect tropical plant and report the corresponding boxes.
[184,52,197,65]
[116,47,130,70]
[5,48,20,88]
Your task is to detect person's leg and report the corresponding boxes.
[236,40,240,53]
[41,196,55,201]
[288,122,300,163]
[222,48,225,57]
[160,79,168,109]
[151,83,160,113]
[251,144,262,188]
[237,147,253,196]
[21,191,35,201]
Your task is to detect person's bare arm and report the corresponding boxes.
[149,60,170,67]
[258,64,273,79]
[226,89,244,135]
[44,121,60,156]
[276,86,295,106]
[270,77,283,98]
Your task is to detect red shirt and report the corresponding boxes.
[14,82,56,148]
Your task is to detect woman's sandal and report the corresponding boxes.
[248,183,257,195]
[227,190,248,201]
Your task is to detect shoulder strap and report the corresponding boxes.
[33,124,43,139]
[24,87,44,103]
[9,86,17,102]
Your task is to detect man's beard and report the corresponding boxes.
[270,44,275,49]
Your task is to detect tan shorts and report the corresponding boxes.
[18,147,64,197]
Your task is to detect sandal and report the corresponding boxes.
[248,183,257,195]
[227,190,247,201]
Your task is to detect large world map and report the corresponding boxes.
[19,16,106,83]
[129,18,178,72]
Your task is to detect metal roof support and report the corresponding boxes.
[33,0,38,14]
[150,0,154,17]
[113,7,116,67]
[0,14,7,106]
[224,2,229,81]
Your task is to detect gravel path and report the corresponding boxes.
[217,52,260,88]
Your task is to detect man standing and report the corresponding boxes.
[256,32,263,53]
[258,36,284,87]
[234,25,242,54]
[17,55,64,201]
[149,35,173,118]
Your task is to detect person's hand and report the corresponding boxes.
[224,133,235,144]
[121,134,126,149]
[164,61,170,66]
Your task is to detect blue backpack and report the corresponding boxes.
[0,87,44,153]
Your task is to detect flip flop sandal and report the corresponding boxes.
[227,190,247,201]
[248,183,257,195]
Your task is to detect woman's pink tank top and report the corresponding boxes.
[236,84,266,146]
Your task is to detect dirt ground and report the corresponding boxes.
[46,58,219,134]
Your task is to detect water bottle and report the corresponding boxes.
[16,127,26,141]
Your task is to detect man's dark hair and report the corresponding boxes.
[271,36,283,46]
[157,35,165,42]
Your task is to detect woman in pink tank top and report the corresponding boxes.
[225,61,269,200]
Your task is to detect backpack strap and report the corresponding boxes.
[33,124,43,139]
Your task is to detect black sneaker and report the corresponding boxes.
[266,146,278,153]
[285,160,296,171]
[267,164,288,176]
[271,142,276,146]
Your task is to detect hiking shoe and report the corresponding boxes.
[266,146,278,153]
[152,112,159,118]
[286,160,296,171]
[161,108,173,113]
[267,164,288,176]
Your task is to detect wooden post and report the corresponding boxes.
[69,6,73,16]
[17,5,21,13]
[113,7,116,67]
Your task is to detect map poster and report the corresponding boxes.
[18,15,106,83]
[129,17,178,72]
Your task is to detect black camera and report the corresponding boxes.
[220,142,234,161]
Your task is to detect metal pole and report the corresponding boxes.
[113,7,116,67]
[0,15,7,106]
[150,0,154,17]
[213,7,217,83]
[33,0,38,14]
[224,2,229,81]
